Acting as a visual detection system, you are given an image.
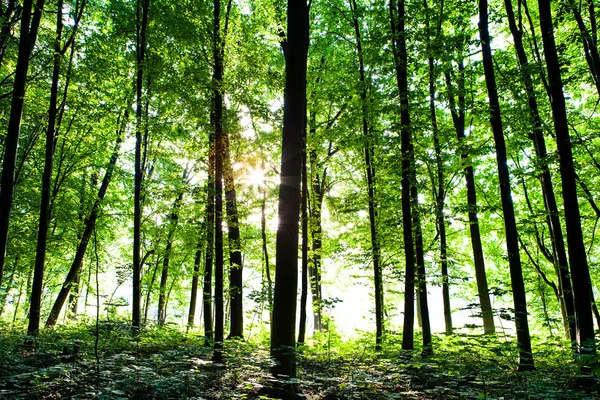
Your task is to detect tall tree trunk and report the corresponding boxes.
[298,134,309,345]
[45,123,125,329]
[270,0,309,384]
[203,168,215,345]
[261,181,273,321]
[29,0,85,335]
[445,65,495,334]
[479,0,534,370]
[429,59,452,335]
[390,0,416,351]
[188,226,204,328]
[224,137,244,339]
[133,0,149,332]
[503,0,576,343]
[411,168,433,355]
[423,0,452,337]
[0,0,45,291]
[309,149,325,333]
[350,0,383,350]
[157,182,185,325]
[538,0,597,359]
[212,0,225,361]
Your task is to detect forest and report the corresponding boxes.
[0,0,600,398]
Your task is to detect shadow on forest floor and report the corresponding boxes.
[0,323,598,399]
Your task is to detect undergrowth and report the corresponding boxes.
[0,321,598,399]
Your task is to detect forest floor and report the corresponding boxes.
[0,322,599,399]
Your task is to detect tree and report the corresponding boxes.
[45,110,127,329]
[502,0,576,343]
[350,0,384,349]
[133,0,150,331]
[0,0,45,290]
[389,0,417,351]
[538,0,597,360]
[270,0,309,387]
[28,0,86,337]
[479,0,534,370]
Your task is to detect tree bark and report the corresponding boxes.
[479,0,534,370]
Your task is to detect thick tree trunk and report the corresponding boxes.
[133,0,149,332]
[0,0,45,291]
[390,0,416,351]
[445,66,495,335]
[479,0,534,370]
[503,0,576,343]
[538,0,597,359]
[270,0,309,384]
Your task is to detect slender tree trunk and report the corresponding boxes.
[133,0,149,332]
[390,0,416,351]
[429,59,452,335]
[45,126,125,329]
[503,0,576,344]
[261,181,273,320]
[0,259,16,316]
[309,152,325,333]
[29,0,86,335]
[445,65,495,334]
[203,168,215,345]
[270,0,309,383]
[212,0,225,361]
[157,185,185,325]
[565,0,600,96]
[0,1,20,69]
[223,137,244,339]
[0,0,45,291]
[188,241,203,327]
[157,241,172,325]
[350,0,383,350]
[479,0,534,370]
[298,135,309,346]
[538,0,597,359]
